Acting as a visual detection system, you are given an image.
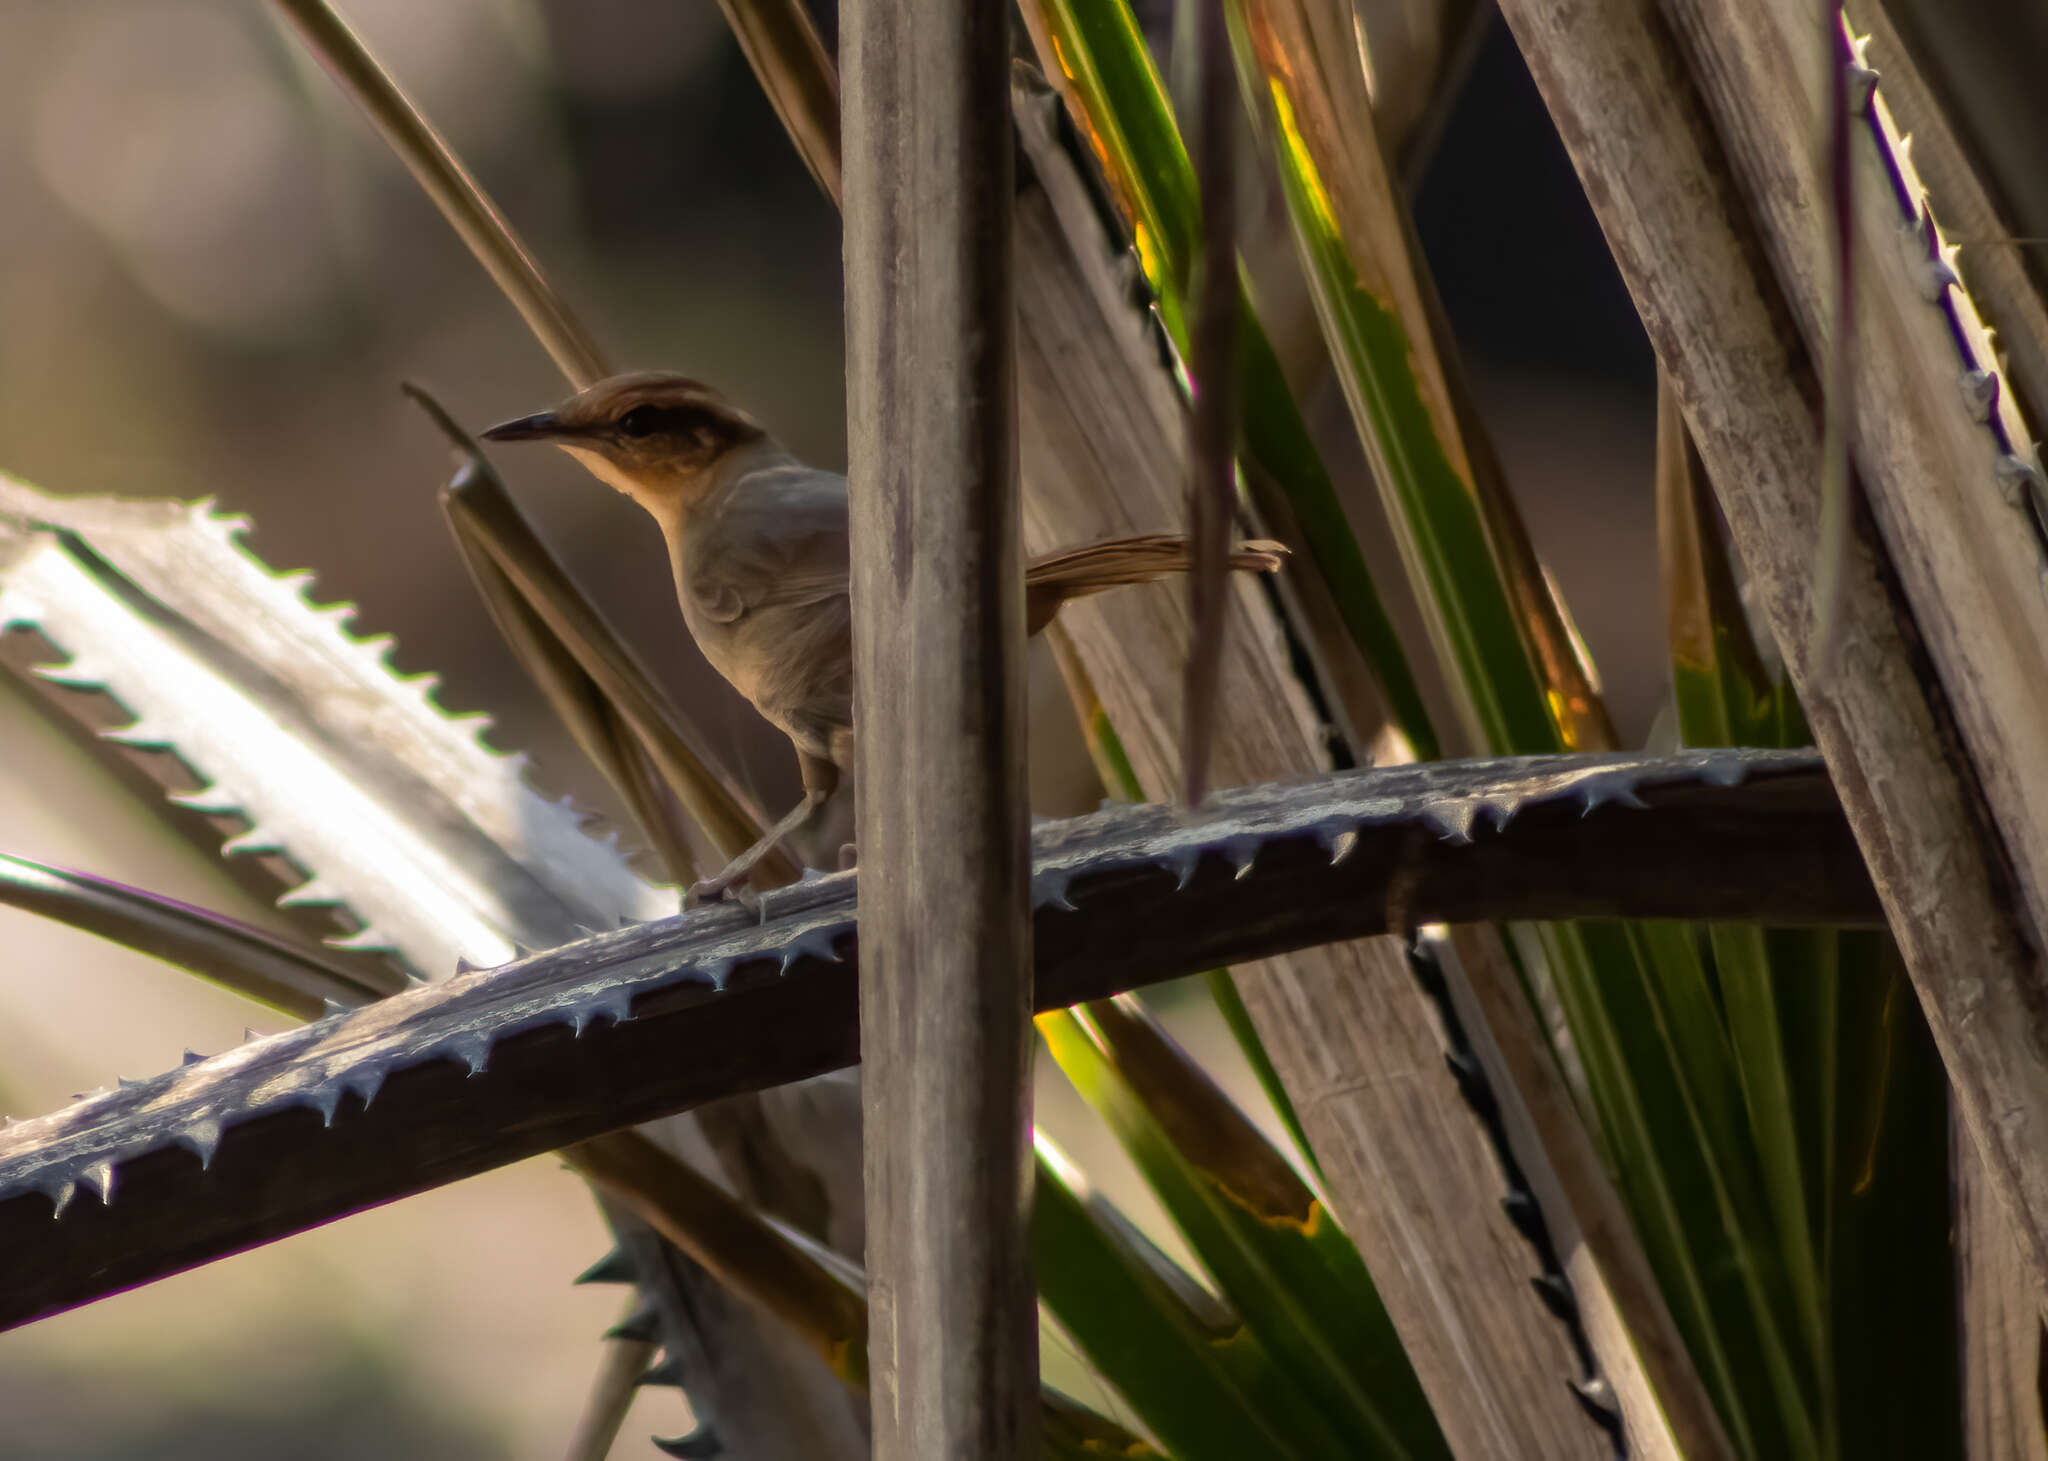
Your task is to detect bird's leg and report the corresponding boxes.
[685,752,840,908]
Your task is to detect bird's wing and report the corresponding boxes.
[685,465,852,622]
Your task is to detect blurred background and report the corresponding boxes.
[0,1,1657,1455]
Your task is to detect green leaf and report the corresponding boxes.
[1220,0,1561,759]
[1018,0,1439,760]
[1199,968,1320,1182]
[1656,386,1956,1459]
[1042,1386,1168,1459]
[1823,937,1956,1461]
[1537,918,1816,1458]
[1043,1002,1448,1458]
[1034,1135,1345,1461]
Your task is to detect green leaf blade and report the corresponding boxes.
[1021,0,1440,759]
[1043,1005,1448,1460]
[1033,1136,1321,1461]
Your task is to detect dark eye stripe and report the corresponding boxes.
[610,398,762,449]
[615,404,665,438]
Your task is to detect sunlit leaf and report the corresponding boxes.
[1034,1135,1350,1461]
[1018,0,1440,760]
[1043,1001,1448,1458]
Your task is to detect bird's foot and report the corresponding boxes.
[683,872,763,919]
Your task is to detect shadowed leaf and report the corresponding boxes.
[0,851,382,1021]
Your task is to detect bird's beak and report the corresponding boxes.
[480,410,567,443]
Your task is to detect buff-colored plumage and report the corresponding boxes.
[485,371,1285,899]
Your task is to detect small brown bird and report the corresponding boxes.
[485,371,1285,901]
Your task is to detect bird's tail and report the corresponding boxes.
[1024,532,1287,634]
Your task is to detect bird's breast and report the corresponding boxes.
[676,577,853,746]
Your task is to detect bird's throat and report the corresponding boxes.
[558,443,663,515]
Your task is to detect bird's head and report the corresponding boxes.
[482,371,769,518]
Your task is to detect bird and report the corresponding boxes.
[483,371,1286,904]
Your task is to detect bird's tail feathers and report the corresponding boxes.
[1023,533,1287,633]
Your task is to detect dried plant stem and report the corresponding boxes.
[713,0,842,204]
[844,0,1036,1452]
[0,853,389,1019]
[559,1309,657,1461]
[1809,10,1856,676]
[271,0,610,389]
[570,1133,868,1384]
[1182,0,1240,810]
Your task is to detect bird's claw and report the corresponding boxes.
[684,875,764,920]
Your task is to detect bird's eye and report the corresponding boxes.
[616,405,661,439]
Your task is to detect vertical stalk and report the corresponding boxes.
[843,0,1037,1455]
[1182,0,1241,808]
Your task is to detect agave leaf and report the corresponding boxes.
[0,468,845,1455]
[571,1131,870,1390]
[0,749,1870,1326]
[0,851,382,1021]
[1658,375,1827,1383]
[1633,919,1821,1436]
[1222,0,1573,756]
[1042,1000,1448,1458]
[1531,893,1837,1459]
[1240,0,1615,754]
[0,472,807,1450]
[0,475,668,973]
